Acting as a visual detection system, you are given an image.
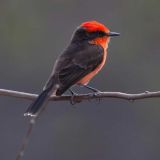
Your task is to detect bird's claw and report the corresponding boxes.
[92,91,101,103]
[93,91,100,96]
[69,89,80,105]
[70,94,77,105]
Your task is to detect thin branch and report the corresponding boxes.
[1,88,159,160]
[16,117,36,160]
[0,89,160,102]
[16,102,49,160]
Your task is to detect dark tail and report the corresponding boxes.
[24,88,51,117]
[24,75,60,117]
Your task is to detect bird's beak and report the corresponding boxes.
[107,32,120,37]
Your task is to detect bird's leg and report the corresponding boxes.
[81,84,101,102]
[81,84,101,93]
[69,88,78,105]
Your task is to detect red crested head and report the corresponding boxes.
[80,21,110,33]
[71,20,120,45]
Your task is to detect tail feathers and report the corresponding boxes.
[24,89,50,117]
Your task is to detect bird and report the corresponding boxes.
[24,20,120,117]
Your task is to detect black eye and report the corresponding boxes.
[96,31,106,37]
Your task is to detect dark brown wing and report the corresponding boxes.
[44,43,104,95]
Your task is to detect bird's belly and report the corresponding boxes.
[77,51,107,85]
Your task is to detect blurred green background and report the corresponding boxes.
[0,0,160,159]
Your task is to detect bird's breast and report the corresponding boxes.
[77,49,107,85]
[77,37,109,85]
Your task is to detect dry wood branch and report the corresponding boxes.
[0,89,160,102]
[1,88,159,160]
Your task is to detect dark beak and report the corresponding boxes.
[108,32,120,37]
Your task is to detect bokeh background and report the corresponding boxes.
[0,0,160,160]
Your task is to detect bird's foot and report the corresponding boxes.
[92,91,102,103]
[69,89,79,105]
[81,84,102,102]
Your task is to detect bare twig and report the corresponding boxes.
[16,102,49,160]
[0,89,160,102]
[1,88,160,160]
[16,117,36,160]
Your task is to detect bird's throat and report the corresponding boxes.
[89,37,110,50]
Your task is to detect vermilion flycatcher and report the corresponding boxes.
[24,21,120,116]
